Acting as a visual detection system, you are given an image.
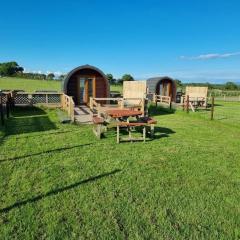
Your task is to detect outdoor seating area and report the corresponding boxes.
[91,106,157,142]
[181,86,209,112]
[0,66,214,143]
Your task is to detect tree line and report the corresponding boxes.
[181,81,240,91]
[0,61,134,83]
[0,61,65,80]
[105,73,134,84]
[0,61,239,90]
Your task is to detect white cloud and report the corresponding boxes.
[139,69,240,83]
[180,52,240,60]
[54,71,63,76]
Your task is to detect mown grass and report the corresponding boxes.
[194,101,240,128]
[0,77,123,93]
[0,102,239,239]
[0,77,61,92]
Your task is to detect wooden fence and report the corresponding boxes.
[13,92,62,106]
[154,95,171,105]
[0,92,12,125]
[61,94,75,121]
[0,91,75,122]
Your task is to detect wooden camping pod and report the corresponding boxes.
[147,77,177,102]
[62,65,110,105]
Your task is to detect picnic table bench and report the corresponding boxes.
[92,108,157,143]
[116,117,157,143]
[92,116,106,139]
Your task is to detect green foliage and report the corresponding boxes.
[120,74,134,84]
[0,103,239,239]
[0,62,23,76]
[58,74,66,81]
[183,81,239,91]
[15,72,47,80]
[175,79,183,88]
[225,81,238,90]
[47,73,55,80]
[106,73,113,83]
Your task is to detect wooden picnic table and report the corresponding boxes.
[105,109,143,119]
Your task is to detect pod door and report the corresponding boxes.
[79,77,94,105]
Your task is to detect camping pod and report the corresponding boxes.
[62,65,109,105]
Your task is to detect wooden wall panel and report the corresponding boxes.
[185,86,208,98]
[123,81,147,99]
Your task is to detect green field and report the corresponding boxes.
[0,101,240,239]
[0,77,122,93]
[0,77,61,92]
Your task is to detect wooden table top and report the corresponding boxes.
[106,109,143,118]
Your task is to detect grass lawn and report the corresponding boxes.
[0,77,61,92]
[0,77,123,93]
[0,102,239,239]
[195,101,240,128]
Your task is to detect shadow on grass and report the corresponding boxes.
[11,106,47,117]
[0,143,93,163]
[105,126,175,142]
[148,104,176,117]
[3,106,57,137]
[0,169,121,213]
[13,129,80,140]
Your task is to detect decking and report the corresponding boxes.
[74,106,92,124]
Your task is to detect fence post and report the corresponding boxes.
[0,94,4,125]
[211,96,214,120]
[182,96,185,111]
[28,94,33,106]
[6,96,10,118]
[186,95,189,113]
[46,94,48,106]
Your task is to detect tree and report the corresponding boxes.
[225,82,238,90]
[58,74,66,81]
[121,74,134,83]
[0,61,23,76]
[47,73,55,80]
[106,73,113,83]
[175,79,182,88]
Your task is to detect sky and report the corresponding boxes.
[1,0,240,83]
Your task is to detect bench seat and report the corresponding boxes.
[92,116,106,139]
[116,117,157,143]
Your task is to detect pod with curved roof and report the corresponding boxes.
[62,65,109,105]
[147,77,177,102]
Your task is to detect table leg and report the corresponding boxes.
[117,125,120,143]
[150,124,154,138]
[143,126,146,142]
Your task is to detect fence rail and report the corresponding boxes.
[213,96,240,102]
[13,92,62,106]
[61,94,75,121]
[0,91,75,122]
[155,95,171,105]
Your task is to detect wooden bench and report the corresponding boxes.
[137,117,157,138]
[116,117,157,143]
[92,116,106,139]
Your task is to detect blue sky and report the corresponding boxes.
[1,0,240,83]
